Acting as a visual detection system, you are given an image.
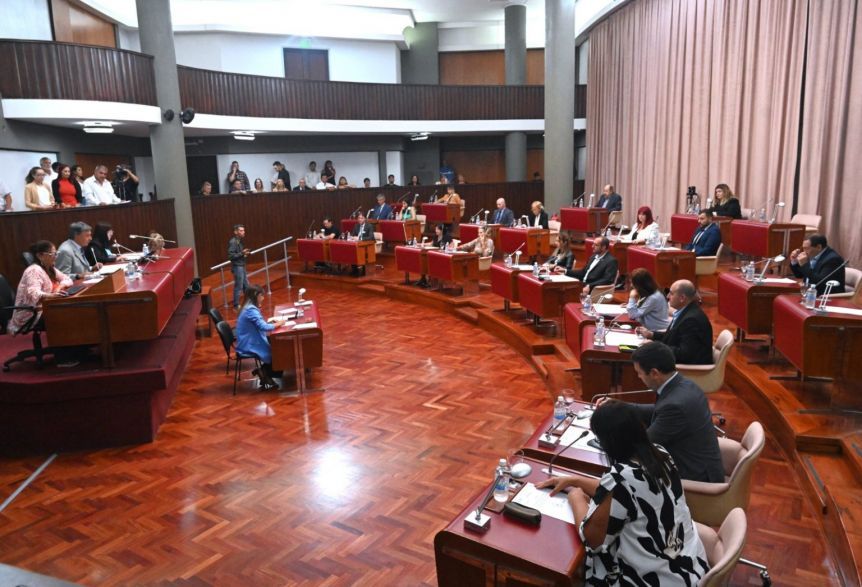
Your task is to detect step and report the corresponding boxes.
[822,485,862,586]
[454,307,479,324]
[842,434,862,484]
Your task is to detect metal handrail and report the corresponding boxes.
[210,235,293,307]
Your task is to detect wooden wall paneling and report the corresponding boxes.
[439,51,505,85]
[68,2,116,48]
[441,151,506,184]
[525,49,545,85]
[527,149,544,179]
[74,153,132,179]
[0,200,177,286]
[50,0,74,43]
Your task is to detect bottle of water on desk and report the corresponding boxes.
[142,243,149,256]
[493,459,510,503]
[744,261,755,282]
[804,285,817,309]
[594,316,607,348]
[504,254,513,268]
[583,294,593,314]
[553,396,566,429]
[532,262,539,277]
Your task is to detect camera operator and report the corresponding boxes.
[112,164,140,202]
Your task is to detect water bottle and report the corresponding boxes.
[583,294,593,314]
[744,261,755,281]
[532,262,539,277]
[493,459,510,503]
[505,254,513,268]
[553,396,566,428]
[605,227,612,237]
[804,285,817,309]
[594,316,606,348]
[759,207,767,222]
[693,202,700,214]
[142,243,149,256]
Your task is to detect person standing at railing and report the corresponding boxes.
[271,161,291,191]
[228,224,251,309]
[0,178,12,212]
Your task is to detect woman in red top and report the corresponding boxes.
[51,163,82,207]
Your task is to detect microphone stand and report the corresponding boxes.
[464,471,502,533]
[113,242,136,254]
[544,430,589,477]
[813,259,849,290]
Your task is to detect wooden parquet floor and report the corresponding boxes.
[0,261,844,586]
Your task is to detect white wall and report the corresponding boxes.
[133,156,155,201]
[216,151,380,193]
[0,0,52,41]
[171,32,401,83]
[0,149,57,212]
[385,151,404,185]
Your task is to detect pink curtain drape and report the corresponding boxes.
[586,0,808,238]
[796,0,862,266]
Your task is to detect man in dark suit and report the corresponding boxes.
[559,236,618,293]
[528,201,549,229]
[370,193,393,220]
[637,279,713,364]
[683,210,722,256]
[491,198,515,227]
[597,184,623,211]
[790,234,846,295]
[621,342,724,483]
[351,213,375,241]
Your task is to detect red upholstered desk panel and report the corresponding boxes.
[427,251,455,281]
[516,273,544,316]
[459,223,479,243]
[395,246,427,275]
[329,241,360,265]
[627,246,695,290]
[421,203,460,224]
[297,238,329,263]
[671,214,699,244]
[490,263,521,302]
[378,220,419,242]
[731,220,770,258]
[340,219,358,234]
[499,227,528,254]
[717,272,800,335]
[560,207,608,232]
[269,301,323,371]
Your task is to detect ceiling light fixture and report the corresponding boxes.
[232,130,259,141]
[77,120,118,134]
[410,132,430,142]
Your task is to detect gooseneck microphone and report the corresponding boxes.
[814,259,850,289]
[546,429,589,477]
[129,234,176,243]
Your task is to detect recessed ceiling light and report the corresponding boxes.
[83,127,115,134]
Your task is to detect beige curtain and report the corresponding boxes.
[796,0,862,266]
[586,0,807,233]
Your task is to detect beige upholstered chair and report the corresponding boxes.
[741,208,755,220]
[682,421,765,527]
[832,267,861,299]
[373,231,384,255]
[607,210,623,228]
[416,214,427,233]
[695,243,725,277]
[676,329,734,393]
[696,508,748,587]
[790,213,821,239]
[478,256,492,271]
[549,219,561,247]
[589,272,619,303]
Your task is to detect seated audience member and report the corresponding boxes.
[235,284,285,391]
[546,233,574,272]
[620,206,659,243]
[458,226,494,256]
[112,164,139,202]
[272,179,288,192]
[39,157,58,185]
[370,193,393,220]
[532,171,542,182]
[790,234,846,295]
[252,178,265,193]
[199,181,213,196]
[90,221,123,264]
[56,221,102,279]
[637,280,713,364]
[323,160,337,185]
[363,178,372,188]
[435,174,449,185]
[408,175,421,186]
[621,341,724,482]
[226,161,250,192]
[24,167,56,210]
[436,184,462,206]
[386,174,398,187]
[0,179,11,212]
[456,173,466,184]
[72,164,85,184]
[528,201,549,229]
[705,183,742,219]
[9,240,73,335]
[337,176,353,189]
[683,210,721,256]
[52,164,82,207]
[293,178,312,191]
[271,161,290,190]
[560,236,618,293]
[351,213,375,241]
[305,161,321,187]
[82,165,121,205]
[229,179,246,194]
[316,174,335,190]
[597,184,623,211]
[491,198,515,227]
[626,268,671,331]
[537,400,709,583]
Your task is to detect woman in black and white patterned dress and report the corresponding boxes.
[538,401,708,585]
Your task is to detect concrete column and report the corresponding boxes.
[505,3,528,182]
[136,0,197,264]
[544,0,575,213]
[401,22,439,85]
[378,150,387,187]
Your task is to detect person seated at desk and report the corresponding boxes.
[370,193,393,220]
[56,221,102,279]
[436,184,462,207]
[401,196,418,221]
[318,217,338,240]
[626,268,671,331]
[235,285,286,391]
[90,221,124,265]
[528,201,549,229]
[790,234,846,295]
[558,236,618,294]
[537,400,709,584]
[545,233,574,272]
[619,206,660,243]
[148,231,166,256]
[415,225,452,288]
[491,198,515,227]
[350,213,375,241]
[597,184,623,211]
[637,280,713,365]
[457,226,493,257]
[705,183,742,219]
[683,210,721,256]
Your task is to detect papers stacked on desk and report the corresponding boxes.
[294,300,313,307]
[560,425,605,455]
[515,264,535,270]
[758,277,797,284]
[593,303,626,316]
[512,483,576,525]
[122,252,145,261]
[604,331,642,348]
[546,275,578,283]
[97,265,124,275]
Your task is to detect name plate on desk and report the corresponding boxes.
[821,306,862,317]
[546,275,578,283]
[593,303,626,316]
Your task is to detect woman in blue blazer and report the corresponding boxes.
[236,284,284,389]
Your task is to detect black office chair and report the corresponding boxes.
[215,320,261,395]
[21,251,35,268]
[209,307,236,339]
[1,273,56,371]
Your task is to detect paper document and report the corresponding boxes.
[593,303,626,316]
[759,278,798,284]
[123,252,145,261]
[515,264,535,270]
[82,277,102,285]
[604,331,642,347]
[512,483,576,525]
[294,301,313,307]
[294,322,318,330]
[547,275,577,283]
[823,306,862,317]
[97,265,124,275]
[560,426,605,455]
[658,246,681,251]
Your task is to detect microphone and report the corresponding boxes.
[470,208,484,223]
[572,192,585,207]
[817,279,842,312]
[520,215,529,227]
[756,254,786,282]
[113,242,136,254]
[350,206,362,218]
[545,429,589,477]
[814,259,850,289]
[397,191,411,203]
[89,247,99,268]
[428,190,438,203]
[587,193,595,208]
[306,219,315,235]
[768,201,786,224]
[129,234,177,243]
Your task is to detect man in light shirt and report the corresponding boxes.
[82,165,121,205]
[40,157,58,186]
[0,179,11,212]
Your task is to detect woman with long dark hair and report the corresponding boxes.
[9,240,72,334]
[51,163,82,207]
[90,221,121,264]
[626,267,670,331]
[537,401,708,584]
[24,167,55,210]
[235,284,285,390]
[705,183,742,219]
